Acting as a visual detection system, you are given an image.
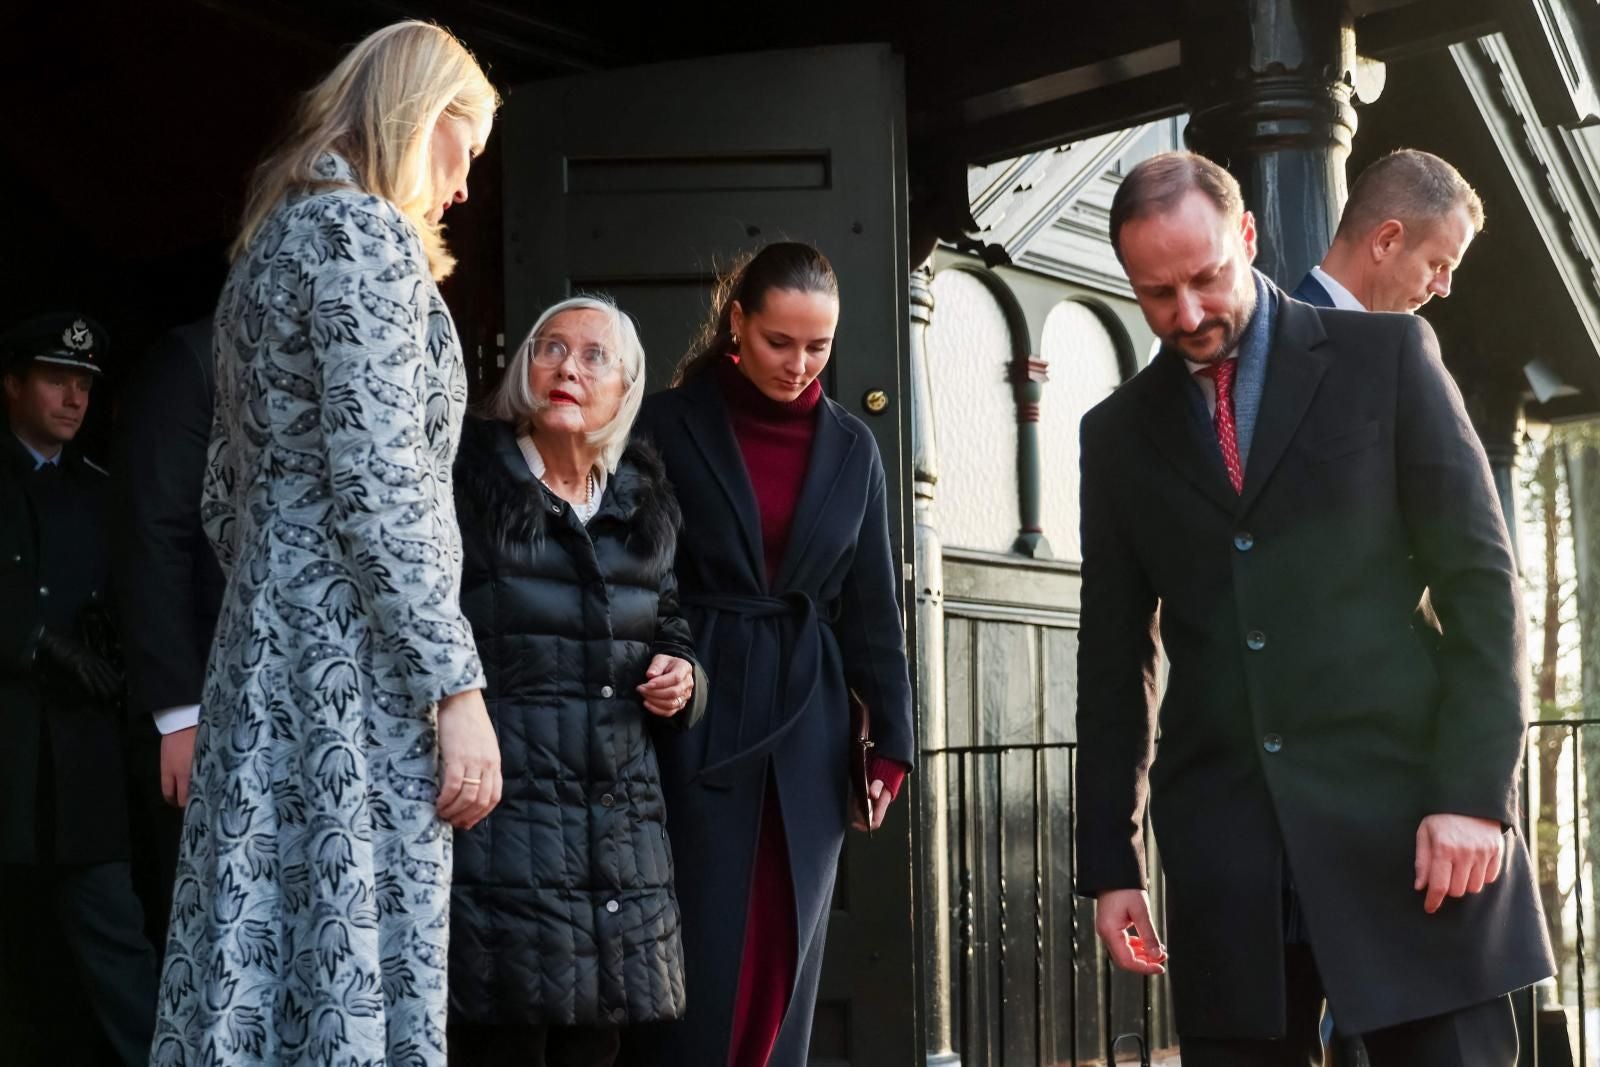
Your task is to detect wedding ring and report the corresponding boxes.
[462,776,482,785]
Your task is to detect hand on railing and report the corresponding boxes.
[1095,888,1168,976]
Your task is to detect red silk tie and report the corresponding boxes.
[1198,359,1243,494]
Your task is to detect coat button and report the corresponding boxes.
[605,899,619,914]
[600,793,615,808]
[1262,733,1284,754]
[1245,630,1266,651]
[1234,532,1254,551]
[550,503,562,514]
[38,585,49,598]
[600,685,614,698]
[611,1007,626,1023]
[10,554,19,564]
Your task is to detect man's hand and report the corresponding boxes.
[1414,813,1506,913]
[160,726,198,807]
[1095,888,1167,975]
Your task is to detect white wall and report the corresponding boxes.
[1039,301,1125,560]
[925,269,1019,552]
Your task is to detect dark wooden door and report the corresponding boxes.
[499,44,918,1066]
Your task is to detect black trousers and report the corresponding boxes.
[449,1022,622,1067]
[1178,944,1519,1067]
[0,861,159,1067]
[125,728,183,960]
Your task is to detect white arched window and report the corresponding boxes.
[1039,300,1125,560]
[925,269,1019,553]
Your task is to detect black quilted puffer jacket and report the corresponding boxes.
[448,416,703,1027]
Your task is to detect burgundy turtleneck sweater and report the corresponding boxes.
[718,356,823,581]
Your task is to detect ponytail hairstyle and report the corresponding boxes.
[673,241,839,385]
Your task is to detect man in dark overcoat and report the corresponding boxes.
[112,317,223,955]
[1074,152,1553,1066]
[0,312,159,1065]
[1292,147,1484,1067]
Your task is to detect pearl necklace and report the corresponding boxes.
[541,469,594,504]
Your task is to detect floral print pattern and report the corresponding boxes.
[152,155,485,1067]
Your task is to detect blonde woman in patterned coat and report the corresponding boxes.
[152,22,502,1066]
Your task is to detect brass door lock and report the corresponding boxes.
[863,389,890,414]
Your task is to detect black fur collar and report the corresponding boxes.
[454,416,681,577]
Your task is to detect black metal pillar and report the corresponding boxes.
[1182,0,1358,289]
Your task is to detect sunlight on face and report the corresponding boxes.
[1370,205,1476,314]
[1119,191,1259,365]
[426,111,490,225]
[730,288,839,402]
[526,309,627,439]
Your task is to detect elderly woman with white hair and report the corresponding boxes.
[447,296,705,1067]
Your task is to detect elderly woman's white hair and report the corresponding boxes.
[486,295,647,471]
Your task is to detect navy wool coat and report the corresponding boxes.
[449,416,703,1027]
[627,371,914,1066]
[1075,292,1554,1037]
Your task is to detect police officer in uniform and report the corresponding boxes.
[0,312,158,1065]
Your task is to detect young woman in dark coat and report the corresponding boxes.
[448,296,705,1067]
[627,243,915,1067]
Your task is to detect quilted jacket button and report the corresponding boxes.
[605,899,619,914]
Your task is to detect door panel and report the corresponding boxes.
[500,44,916,1065]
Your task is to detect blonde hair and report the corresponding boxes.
[487,296,648,472]
[230,20,499,280]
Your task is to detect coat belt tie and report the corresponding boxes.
[682,591,825,786]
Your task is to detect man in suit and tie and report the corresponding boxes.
[1293,149,1481,314]
[1075,151,1553,1065]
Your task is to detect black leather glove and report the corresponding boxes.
[36,628,123,702]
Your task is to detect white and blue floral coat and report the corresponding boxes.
[153,154,486,1067]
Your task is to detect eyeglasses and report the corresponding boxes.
[529,337,621,378]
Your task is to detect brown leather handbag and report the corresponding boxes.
[849,690,876,834]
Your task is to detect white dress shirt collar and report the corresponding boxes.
[1311,266,1368,311]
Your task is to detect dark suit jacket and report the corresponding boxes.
[1074,291,1553,1037]
[1292,271,1335,307]
[113,319,224,720]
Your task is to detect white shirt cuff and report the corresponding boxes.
[154,704,202,734]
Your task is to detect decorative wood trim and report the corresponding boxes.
[943,548,1082,628]
[1453,35,1600,356]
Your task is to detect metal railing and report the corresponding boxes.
[1524,718,1597,1067]
[926,741,1168,1067]
[925,724,1599,1066]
